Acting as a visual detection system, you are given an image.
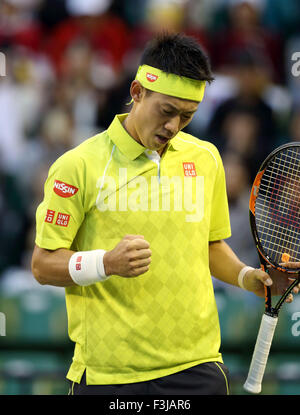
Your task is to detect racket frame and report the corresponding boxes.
[244,142,300,394]
[249,142,300,315]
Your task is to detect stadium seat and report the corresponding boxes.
[0,351,70,395]
[0,288,69,346]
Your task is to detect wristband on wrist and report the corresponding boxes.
[238,266,254,290]
[68,249,110,286]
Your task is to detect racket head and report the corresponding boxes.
[249,142,300,275]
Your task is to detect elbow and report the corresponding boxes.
[31,256,48,285]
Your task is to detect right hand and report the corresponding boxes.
[103,235,152,278]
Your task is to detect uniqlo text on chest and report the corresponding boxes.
[183,162,197,177]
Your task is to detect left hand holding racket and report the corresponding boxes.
[243,266,300,302]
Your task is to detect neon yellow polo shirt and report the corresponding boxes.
[35,113,231,385]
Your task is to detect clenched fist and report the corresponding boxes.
[103,235,152,278]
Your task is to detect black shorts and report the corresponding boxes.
[69,362,229,395]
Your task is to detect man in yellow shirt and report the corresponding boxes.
[32,33,296,395]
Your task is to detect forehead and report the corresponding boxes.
[149,91,199,112]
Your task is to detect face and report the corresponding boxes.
[128,81,199,154]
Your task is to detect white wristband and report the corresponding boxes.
[238,266,254,290]
[68,249,110,286]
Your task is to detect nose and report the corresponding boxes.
[164,115,180,136]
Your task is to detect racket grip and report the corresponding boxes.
[243,313,278,394]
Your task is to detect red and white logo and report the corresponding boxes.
[55,212,70,227]
[45,209,55,223]
[53,180,78,198]
[76,255,82,270]
[146,72,158,82]
[183,162,197,177]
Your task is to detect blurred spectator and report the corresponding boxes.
[212,106,269,180]
[262,0,300,40]
[0,167,29,276]
[212,0,284,83]
[146,0,188,33]
[184,0,225,33]
[36,0,70,30]
[115,0,148,28]
[223,152,258,267]
[206,48,277,178]
[44,0,132,76]
[186,72,239,138]
[0,46,54,176]
[0,0,43,53]
[57,38,108,141]
[19,106,75,189]
[286,110,300,143]
[222,109,259,152]
[212,151,259,292]
[129,0,211,63]
[0,76,26,174]
[221,110,269,179]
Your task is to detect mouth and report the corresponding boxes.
[155,134,171,145]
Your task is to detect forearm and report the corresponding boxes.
[209,240,284,298]
[31,245,75,287]
[209,240,246,288]
[31,235,152,287]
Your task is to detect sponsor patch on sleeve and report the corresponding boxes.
[55,212,70,227]
[45,209,55,223]
[53,180,78,198]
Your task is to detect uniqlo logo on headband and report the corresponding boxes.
[146,72,158,82]
[183,162,197,177]
[55,212,70,227]
[45,209,55,223]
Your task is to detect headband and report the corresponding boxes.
[135,64,206,102]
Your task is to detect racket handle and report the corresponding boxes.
[243,313,278,394]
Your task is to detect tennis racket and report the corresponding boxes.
[243,142,300,394]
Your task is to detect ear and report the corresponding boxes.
[130,80,145,103]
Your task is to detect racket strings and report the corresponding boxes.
[257,168,299,262]
[255,148,300,266]
[257,192,299,260]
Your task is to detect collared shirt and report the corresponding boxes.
[35,113,231,385]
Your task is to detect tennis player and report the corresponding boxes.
[31,32,299,395]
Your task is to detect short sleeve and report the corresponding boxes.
[209,150,231,241]
[35,151,86,250]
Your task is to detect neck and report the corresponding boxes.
[122,112,140,144]
[122,113,166,157]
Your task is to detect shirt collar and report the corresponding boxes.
[107,113,179,160]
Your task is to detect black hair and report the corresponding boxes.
[140,32,214,83]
